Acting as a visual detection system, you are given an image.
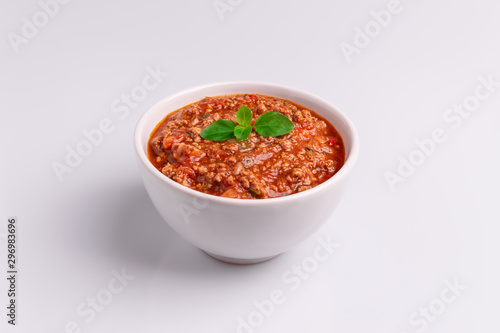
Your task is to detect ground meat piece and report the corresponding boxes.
[170,143,205,163]
[150,136,164,156]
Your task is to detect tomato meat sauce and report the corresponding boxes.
[147,94,345,199]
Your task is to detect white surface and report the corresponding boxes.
[1,0,499,332]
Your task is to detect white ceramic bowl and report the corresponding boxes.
[134,82,359,264]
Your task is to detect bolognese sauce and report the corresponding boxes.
[148,94,345,199]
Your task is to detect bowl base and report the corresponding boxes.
[204,251,280,265]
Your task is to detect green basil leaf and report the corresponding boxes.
[236,105,253,127]
[253,112,294,137]
[200,119,237,141]
[234,125,252,141]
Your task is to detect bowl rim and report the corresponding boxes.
[134,81,359,206]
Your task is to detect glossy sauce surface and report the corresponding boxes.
[148,94,345,199]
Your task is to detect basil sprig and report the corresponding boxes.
[200,105,294,141]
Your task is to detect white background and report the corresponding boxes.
[1,0,499,332]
